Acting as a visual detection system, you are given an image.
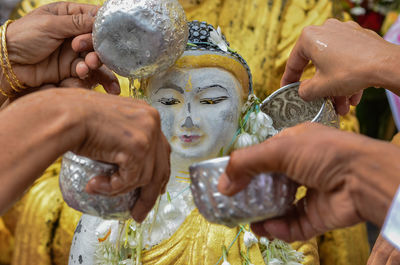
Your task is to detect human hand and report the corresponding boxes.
[281,19,399,115]
[217,123,400,242]
[58,89,170,222]
[368,234,400,265]
[1,2,119,97]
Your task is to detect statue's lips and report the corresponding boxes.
[179,135,201,143]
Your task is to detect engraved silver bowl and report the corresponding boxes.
[261,82,339,130]
[93,0,188,78]
[190,157,298,228]
[59,152,139,220]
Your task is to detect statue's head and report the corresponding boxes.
[145,21,252,161]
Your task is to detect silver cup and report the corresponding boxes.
[261,82,339,130]
[59,152,139,220]
[93,0,188,78]
[190,157,298,228]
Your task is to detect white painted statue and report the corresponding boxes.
[69,21,299,265]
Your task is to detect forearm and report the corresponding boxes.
[350,140,400,226]
[0,90,83,214]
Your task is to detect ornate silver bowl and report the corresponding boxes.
[190,82,339,227]
[93,0,188,78]
[59,152,139,220]
[261,82,339,130]
[190,157,298,228]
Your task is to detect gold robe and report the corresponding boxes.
[0,0,368,264]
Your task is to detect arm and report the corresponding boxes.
[0,88,171,222]
[218,123,400,242]
[0,90,82,213]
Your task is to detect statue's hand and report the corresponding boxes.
[217,122,400,242]
[368,234,400,265]
[3,2,119,96]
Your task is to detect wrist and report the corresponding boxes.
[0,20,27,96]
[372,43,400,96]
[349,140,400,226]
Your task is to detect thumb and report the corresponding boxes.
[298,77,323,101]
[218,135,294,196]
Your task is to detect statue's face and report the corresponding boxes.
[147,67,243,160]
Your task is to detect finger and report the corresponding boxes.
[124,133,157,192]
[59,77,89,88]
[42,2,99,17]
[252,192,327,242]
[86,175,112,195]
[217,135,293,196]
[298,77,322,101]
[131,138,169,222]
[334,96,350,116]
[280,27,314,87]
[160,136,171,194]
[349,91,363,106]
[86,66,120,94]
[75,60,90,79]
[58,39,79,80]
[47,3,98,39]
[388,249,400,265]
[85,52,102,70]
[368,235,395,265]
[72,33,94,52]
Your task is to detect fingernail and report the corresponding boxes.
[93,180,112,194]
[132,211,146,223]
[218,173,232,194]
[110,82,120,94]
[111,176,124,191]
[89,8,97,17]
[79,41,88,50]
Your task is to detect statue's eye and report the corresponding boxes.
[200,96,228,104]
[159,98,181,105]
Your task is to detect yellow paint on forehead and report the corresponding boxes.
[185,74,193,92]
[174,54,249,96]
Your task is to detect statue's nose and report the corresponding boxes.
[182,116,195,128]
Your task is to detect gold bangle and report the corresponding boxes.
[1,20,26,92]
[0,26,16,97]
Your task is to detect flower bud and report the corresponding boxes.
[244,231,258,247]
[234,132,254,149]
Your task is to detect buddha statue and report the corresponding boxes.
[68,21,307,265]
[0,1,368,265]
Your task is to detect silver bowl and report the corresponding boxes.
[93,0,188,78]
[261,82,339,130]
[190,157,298,228]
[59,152,139,220]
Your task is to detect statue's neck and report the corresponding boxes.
[168,155,195,193]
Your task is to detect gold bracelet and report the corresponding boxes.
[1,20,26,92]
[0,26,16,97]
